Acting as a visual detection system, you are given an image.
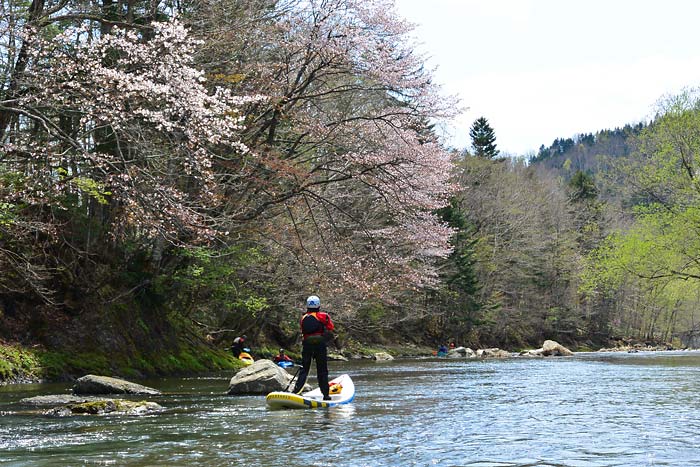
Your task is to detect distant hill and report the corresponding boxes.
[529,123,646,177]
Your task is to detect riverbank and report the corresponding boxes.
[0,297,250,386]
[0,339,245,386]
[0,338,439,386]
[0,331,683,387]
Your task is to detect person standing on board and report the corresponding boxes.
[291,295,335,400]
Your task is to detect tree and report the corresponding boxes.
[568,170,598,202]
[0,5,257,302]
[469,116,499,159]
[431,198,483,345]
[581,89,700,342]
[445,155,584,347]
[188,0,459,320]
[0,0,460,333]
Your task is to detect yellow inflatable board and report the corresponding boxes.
[266,373,355,409]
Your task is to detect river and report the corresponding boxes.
[2,351,700,466]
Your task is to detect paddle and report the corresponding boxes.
[284,365,302,392]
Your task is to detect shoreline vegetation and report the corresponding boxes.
[0,338,684,387]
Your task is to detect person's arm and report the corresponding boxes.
[323,313,335,332]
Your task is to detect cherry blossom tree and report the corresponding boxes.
[192,0,458,317]
[0,11,257,300]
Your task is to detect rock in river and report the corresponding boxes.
[447,346,476,358]
[476,348,511,358]
[520,340,574,357]
[373,352,394,361]
[73,375,161,395]
[228,359,304,395]
[542,340,574,356]
[20,395,106,406]
[44,399,163,417]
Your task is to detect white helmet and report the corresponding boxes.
[306,295,321,309]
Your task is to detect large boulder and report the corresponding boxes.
[542,340,574,356]
[447,346,476,358]
[44,399,163,417]
[228,359,303,395]
[73,375,161,395]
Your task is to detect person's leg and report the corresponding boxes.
[316,342,330,399]
[292,343,312,394]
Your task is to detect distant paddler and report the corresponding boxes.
[230,335,247,358]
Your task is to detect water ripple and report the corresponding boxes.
[3,353,700,466]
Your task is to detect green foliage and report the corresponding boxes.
[37,351,111,379]
[356,301,387,327]
[529,124,643,169]
[582,91,700,341]
[70,177,112,205]
[469,116,499,158]
[0,308,244,383]
[438,200,481,300]
[0,202,17,227]
[428,198,486,344]
[583,205,700,292]
[568,170,598,201]
[32,345,242,381]
[0,345,40,380]
[158,245,271,330]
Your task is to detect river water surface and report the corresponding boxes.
[2,351,700,466]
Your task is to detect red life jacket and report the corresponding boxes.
[301,311,334,339]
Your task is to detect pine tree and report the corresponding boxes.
[435,199,483,343]
[469,117,499,158]
[568,170,598,202]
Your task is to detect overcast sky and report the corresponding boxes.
[393,0,700,156]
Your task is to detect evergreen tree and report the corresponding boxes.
[469,117,499,158]
[434,199,483,344]
[568,170,598,202]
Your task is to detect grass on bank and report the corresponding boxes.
[0,341,246,384]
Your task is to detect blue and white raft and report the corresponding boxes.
[265,373,355,409]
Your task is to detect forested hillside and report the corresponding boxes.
[529,123,645,178]
[1,0,699,381]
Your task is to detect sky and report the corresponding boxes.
[393,0,700,156]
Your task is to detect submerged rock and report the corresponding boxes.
[519,349,545,357]
[228,359,305,395]
[373,352,394,361]
[328,353,349,361]
[20,395,105,406]
[73,375,161,395]
[44,399,163,417]
[447,347,476,358]
[476,348,511,358]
